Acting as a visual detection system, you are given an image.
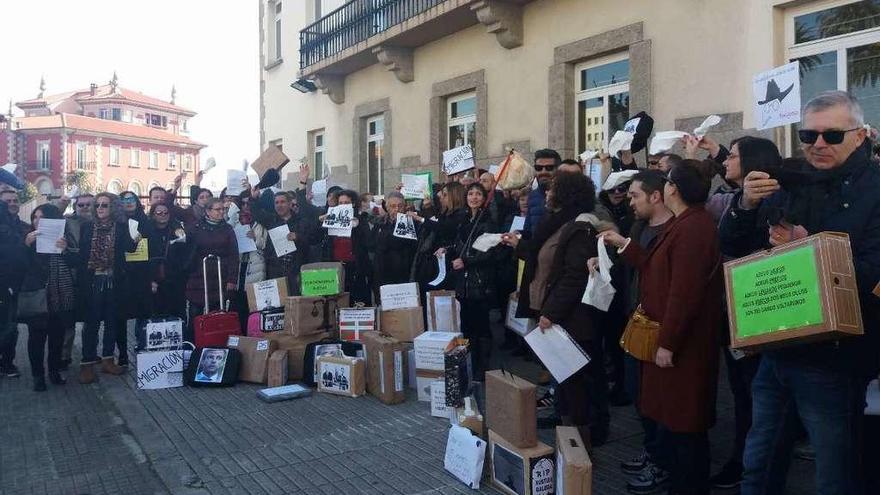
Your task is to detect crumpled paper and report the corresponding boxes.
[649,131,689,155]
[608,131,634,157]
[693,114,722,139]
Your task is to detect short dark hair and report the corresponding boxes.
[32,203,62,222]
[550,171,595,212]
[663,153,684,169]
[534,148,562,166]
[730,136,781,177]
[668,159,714,205]
[336,189,359,206]
[149,186,166,197]
[560,159,581,167]
[632,170,667,196]
[274,191,293,202]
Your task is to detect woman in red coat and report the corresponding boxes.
[602,159,722,495]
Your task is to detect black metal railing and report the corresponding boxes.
[299,0,445,69]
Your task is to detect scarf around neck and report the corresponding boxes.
[88,218,116,272]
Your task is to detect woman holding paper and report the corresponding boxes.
[411,182,468,293]
[601,159,722,495]
[147,203,188,318]
[114,191,153,367]
[325,190,373,304]
[21,204,75,391]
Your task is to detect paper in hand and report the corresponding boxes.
[472,233,503,252]
[234,224,257,254]
[226,169,248,196]
[428,253,447,287]
[582,238,616,311]
[608,130,634,156]
[268,224,297,256]
[524,324,590,383]
[693,114,721,139]
[510,216,526,232]
[579,149,599,163]
[392,213,417,240]
[128,219,139,240]
[649,131,689,155]
[36,218,66,254]
[311,179,328,207]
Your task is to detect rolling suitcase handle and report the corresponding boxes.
[202,255,225,314]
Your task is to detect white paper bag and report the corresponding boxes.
[582,239,616,311]
[444,425,487,489]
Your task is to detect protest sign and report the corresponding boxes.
[401,172,432,199]
[251,145,290,177]
[393,213,417,240]
[338,307,376,342]
[301,269,341,296]
[136,350,184,390]
[36,218,65,254]
[380,282,420,311]
[323,204,353,238]
[125,238,149,262]
[268,225,297,256]
[753,62,801,131]
[226,169,248,196]
[445,425,487,489]
[442,144,475,176]
[524,324,590,383]
[234,224,257,254]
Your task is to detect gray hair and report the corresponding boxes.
[385,191,405,202]
[804,90,865,126]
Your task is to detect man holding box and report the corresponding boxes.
[720,91,880,494]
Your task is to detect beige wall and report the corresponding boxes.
[261,0,810,192]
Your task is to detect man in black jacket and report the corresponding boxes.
[720,91,879,494]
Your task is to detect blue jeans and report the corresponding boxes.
[742,355,864,495]
[81,275,118,364]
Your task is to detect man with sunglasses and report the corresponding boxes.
[523,148,562,236]
[721,91,879,494]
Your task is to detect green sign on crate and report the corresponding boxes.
[301,268,340,296]
[731,244,824,338]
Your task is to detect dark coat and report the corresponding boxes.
[118,210,153,319]
[537,214,601,341]
[719,143,880,376]
[0,204,28,302]
[524,185,546,236]
[451,209,498,301]
[76,221,138,318]
[251,190,319,271]
[182,220,239,306]
[373,216,418,286]
[411,208,468,290]
[621,207,722,433]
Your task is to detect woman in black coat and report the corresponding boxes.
[410,182,469,294]
[114,190,152,366]
[147,202,187,319]
[450,183,499,379]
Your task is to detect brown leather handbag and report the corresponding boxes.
[620,305,661,362]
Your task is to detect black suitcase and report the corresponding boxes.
[302,338,365,387]
[184,347,242,387]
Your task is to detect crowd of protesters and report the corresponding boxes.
[0,90,878,494]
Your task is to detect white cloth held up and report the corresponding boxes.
[582,238,616,311]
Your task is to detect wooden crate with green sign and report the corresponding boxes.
[724,232,863,351]
[300,262,345,297]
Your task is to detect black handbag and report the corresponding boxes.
[17,288,48,319]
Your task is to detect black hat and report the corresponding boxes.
[758,79,795,105]
[255,168,280,189]
[624,111,654,154]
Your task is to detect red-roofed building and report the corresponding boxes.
[1,74,205,197]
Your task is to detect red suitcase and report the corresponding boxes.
[193,255,240,348]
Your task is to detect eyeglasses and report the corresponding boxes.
[121,197,137,203]
[798,127,861,145]
[534,165,556,172]
[95,203,111,209]
[154,211,170,216]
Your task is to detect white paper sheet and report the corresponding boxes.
[431,381,450,418]
[234,224,257,254]
[510,216,526,232]
[226,169,248,196]
[393,213,417,240]
[582,239,616,311]
[429,254,447,287]
[328,227,351,238]
[427,295,460,333]
[524,324,591,383]
[693,114,722,138]
[472,233,503,252]
[444,425,486,489]
[579,149,599,163]
[648,131,689,155]
[602,170,640,191]
[311,179,328,207]
[252,279,281,310]
[36,218,65,254]
[401,173,431,200]
[323,204,354,229]
[227,202,241,224]
[380,282,420,311]
[753,62,801,131]
[128,219,139,240]
[442,144,475,176]
[268,224,297,256]
[608,130,634,156]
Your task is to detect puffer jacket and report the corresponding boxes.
[451,209,499,301]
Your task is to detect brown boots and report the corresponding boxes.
[79,363,96,384]
[78,358,125,384]
[101,357,125,375]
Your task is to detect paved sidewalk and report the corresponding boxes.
[1,323,816,495]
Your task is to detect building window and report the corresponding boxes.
[76,142,87,170]
[149,150,159,170]
[181,119,188,132]
[145,113,167,128]
[168,152,177,170]
[38,141,50,170]
[575,53,630,155]
[183,154,193,171]
[273,1,283,60]
[123,110,133,123]
[313,130,325,180]
[447,92,477,150]
[109,146,120,166]
[111,108,122,121]
[99,108,109,120]
[131,148,141,168]
[107,179,123,194]
[366,116,384,194]
[129,181,143,197]
[787,0,880,155]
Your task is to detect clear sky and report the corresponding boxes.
[0,0,260,187]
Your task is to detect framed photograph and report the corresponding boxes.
[311,343,343,382]
[492,442,525,495]
[195,348,228,384]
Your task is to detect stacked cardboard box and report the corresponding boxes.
[283,293,350,337]
[379,283,425,341]
[413,332,462,401]
[556,426,593,494]
[245,277,289,312]
[262,331,332,381]
[361,332,407,405]
[316,355,365,397]
[267,350,288,387]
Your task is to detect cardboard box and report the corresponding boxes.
[316,355,365,398]
[416,369,444,402]
[246,277,289,312]
[451,396,484,438]
[338,306,377,342]
[725,232,863,351]
[361,332,407,405]
[226,336,276,384]
[488,430,555,495]
[380,282,420,310]
[414,332,462,371]
[406,345,416,390]
[556,426,593,495]
[284,293,349,337]
[426,290,461,332]
[267,350,288,387]
[485,370,537,448]
[380,307,425,342]
[301,262,345,296]
[263,331,332,380]
[250,144,290,177]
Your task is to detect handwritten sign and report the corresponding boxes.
[753,62,801,131]
[268,224,297,256]
[401,172,432,199]
[431,380,449,418]
[444,425,487,489]
[301,268,340,296]
[252,279,282,310]
[136,350,184,390]
[442,145,475,176]
[380,282,420,311]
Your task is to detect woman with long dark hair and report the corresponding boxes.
[21,204,75,391]
[411,182,468,293]
[323,189,373,304]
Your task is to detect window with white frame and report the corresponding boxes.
[38,141,50,170]
[447,92,477,150]
[575,53,630,155]
[111,108,122,121]
[366,116,385,194]
[99,108,110,120]
[786,0,880,154]
[76,142,87,170]
[129,181,142,197]
[131,148,141,168]
[274,1,283,60]
[183,154,193,171]
[313,130,325,180]
[168,151,177,170]
[107,179,123,194]
[149,150,159,169]
[109,146,120,166]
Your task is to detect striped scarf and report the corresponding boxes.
[47,255,75,313]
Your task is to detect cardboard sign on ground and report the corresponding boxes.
[556,426,593,495]
[136,349,184,390]
[226,336,276,384]
[488,430,555,495]
[445,425,487,489]
[414,332,462,371]
[725,232,863,351]
[316,355,365,397]
[380,282,420,311]
[380,307,425,342]
[485,370,537,449]
[338,307,376,342]
[361,332,407,405]
[246,277,289,312]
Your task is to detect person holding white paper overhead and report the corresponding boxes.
[372,192,418,292]
[322,189,373,304]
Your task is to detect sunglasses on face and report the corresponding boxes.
[610,184,630,194]
[95,203,111,209]
[154,211,170,216]
[534,165,556,172]
[798,127,861,145]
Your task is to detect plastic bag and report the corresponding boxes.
[582,238,616,311]
[496,150,535,190]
